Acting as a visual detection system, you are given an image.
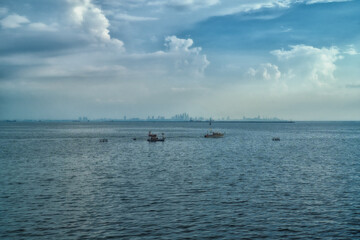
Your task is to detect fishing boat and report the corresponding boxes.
[147,131,165,142]
[204,118,224,138]
[204,132,224,138]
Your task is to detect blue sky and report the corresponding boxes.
[0,0,359,120]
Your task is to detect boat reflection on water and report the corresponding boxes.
[147,131,165,142]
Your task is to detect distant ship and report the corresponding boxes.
[204,119,224,138]
[147,131,165,142]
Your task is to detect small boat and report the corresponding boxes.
[147,131,165,142]
[99,138,108,142]
[204,118,224,138]
[272,137,280,141]
[204,132,224,138]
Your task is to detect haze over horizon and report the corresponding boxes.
[1,0,359,121]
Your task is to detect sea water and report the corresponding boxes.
[1,121,360,239]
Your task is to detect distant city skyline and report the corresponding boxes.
[2,112,290,122]
[0,0,359,120]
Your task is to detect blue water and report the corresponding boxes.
[1,121,360,239]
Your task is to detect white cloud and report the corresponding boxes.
[148,0,219,10]
[67,0,124,49]
[0,14,29,29]
[305,0,351,4]
[99,0,147,8]
[248,63,281,81]
[115,13,158,22]
[28,22,58,32]
[103,0,352,21]
[164,35,210,76]
[127,36,209,77]
[262,63,281,80]
[165,36,199,53]
[344,45,358,55]
[271,44,342,85]
[1,35,209,83]
[0,12,57,32]
[216,0,292,16]
[166,0,220,10]
[103,0,350,12]
[247,68,257,76]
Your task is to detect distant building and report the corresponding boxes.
[242,115,281,121]
[78,116,88,121]
[171,113,190,121]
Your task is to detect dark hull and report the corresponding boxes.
[204,133,224,138]
[147,138,165,142]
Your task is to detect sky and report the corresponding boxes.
[0,0,359,120]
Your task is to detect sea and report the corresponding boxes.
[0,121,360,239]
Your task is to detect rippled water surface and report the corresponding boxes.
[1,121,360,239]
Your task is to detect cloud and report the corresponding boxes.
[344,45,358,55]
[0,35,208,83]
[0,34,210,119]
[0,14,29,29]
[29,22,58,32]
[271,44,342,85]
[99,0,147,8]
[166,0,220,10]
[148,0,219,10]
[0,12,56,32]
[305,0,352,4]
[67,0,124,49]
[248,63,281,81]
[114,13,158,22]
[216,0,292,16]
[101,0,350,12]
[165,36,199,53]
[19,59,127,79]
[164,35,210,76]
